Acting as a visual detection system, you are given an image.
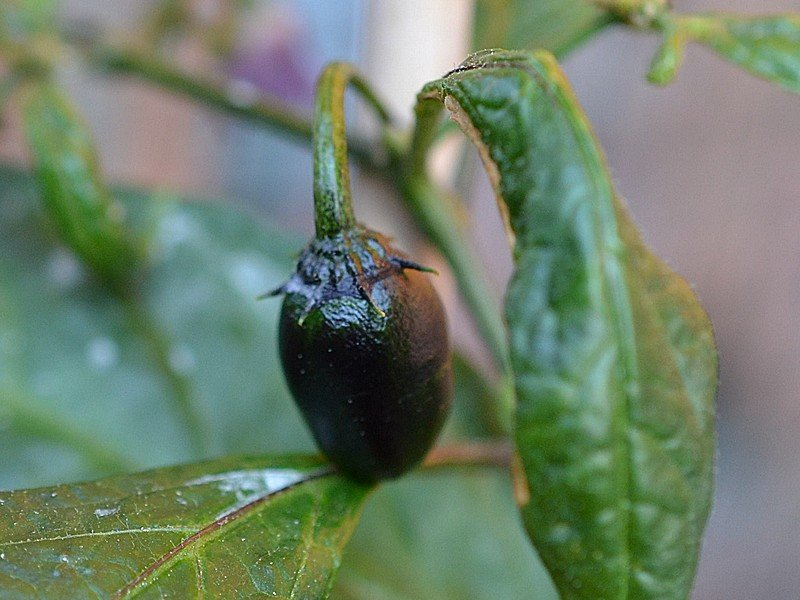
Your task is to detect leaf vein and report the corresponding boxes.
[194,553,206,598]
[0,527,195,547]
[289,495,322,598]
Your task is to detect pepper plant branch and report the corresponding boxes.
[421,441,513,471]
[591,0,669,28]
[588,1,796,87]
[396,172,511,375]
[79,44,387,174]
[590,1,740,42]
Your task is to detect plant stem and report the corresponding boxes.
[421,441,513,471]
[82,45,386,174]
[312,62,391,238]
[592,0,669,29]
[397,172,511,374]
[121,293,210,457]
[3,385,133,475]
[400,96,511,374]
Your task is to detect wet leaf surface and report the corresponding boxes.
[0,455,368,598]
[417,49,718,599]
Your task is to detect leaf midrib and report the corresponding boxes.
[545,66,642,597]
[115,467,333,599]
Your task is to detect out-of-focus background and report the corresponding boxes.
[1,1,798,598]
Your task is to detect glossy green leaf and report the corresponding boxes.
[473,0,613,57]
[417,50,717,599]
[0,455,368,598]
[0,165,313,489]
[680,13,800,93]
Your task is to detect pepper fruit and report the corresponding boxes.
[270,63,452,483]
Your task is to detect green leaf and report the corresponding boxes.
[0,455,368,597]
[0,165,314,489]
[0,0,55,43]
[679,13,800,93]
[446,354,512,438]
[0,0,58,77]
[647,25,686,85]
[472,0,613,57]
[335,470,556,600]
[417,50,717,599]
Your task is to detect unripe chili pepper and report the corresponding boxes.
[22,81,140,291]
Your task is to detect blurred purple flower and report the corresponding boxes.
[227,4,315,109]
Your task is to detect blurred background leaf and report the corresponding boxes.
[473,0,612,56]
[680,13,800,93]
[0,165,313,489]
[143,0,257,58]
[336,470,556,600]
[0,0,56,44]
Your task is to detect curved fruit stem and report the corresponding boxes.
[313,62,391,239]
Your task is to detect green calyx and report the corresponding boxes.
[270,227,433,324]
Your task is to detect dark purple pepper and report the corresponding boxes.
[268,62,452,482]
[275,228,451,482]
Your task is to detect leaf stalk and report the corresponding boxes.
[422,441,513,471]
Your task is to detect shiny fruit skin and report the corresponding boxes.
[277,228,452,483]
